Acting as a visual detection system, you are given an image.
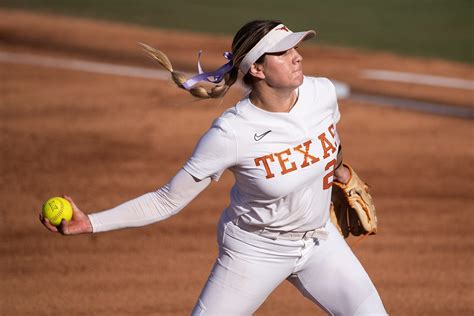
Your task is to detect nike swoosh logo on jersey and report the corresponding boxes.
[254,130,272,141]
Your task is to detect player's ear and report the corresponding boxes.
[249,63,265,80]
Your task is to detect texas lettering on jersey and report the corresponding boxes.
[254,123,338,189]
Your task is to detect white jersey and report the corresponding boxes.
[87,75,386,315]
[184,76,340,232]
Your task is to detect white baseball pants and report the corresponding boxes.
[191,217,387,316]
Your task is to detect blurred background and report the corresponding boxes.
[2,0,473,62]
[1,1,473,315]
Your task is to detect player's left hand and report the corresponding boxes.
[330,164,378,238]
[334,164,351,184]
[39,195,93,235]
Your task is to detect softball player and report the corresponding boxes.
[40,20,387,315]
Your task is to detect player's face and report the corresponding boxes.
[260,47,303,89]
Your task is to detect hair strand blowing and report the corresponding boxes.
[139,42,235,99]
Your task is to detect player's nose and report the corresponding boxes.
[291,48,303,63]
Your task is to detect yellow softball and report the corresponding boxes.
[42,197,73,226]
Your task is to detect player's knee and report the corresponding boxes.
[353,289,387,316]
[190,299,206,316]
[191,299,254,316]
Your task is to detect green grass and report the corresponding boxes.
[2,0,473,63]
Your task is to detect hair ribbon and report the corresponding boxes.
[182,51,233,90]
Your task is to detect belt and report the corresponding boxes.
[233,218,329,241]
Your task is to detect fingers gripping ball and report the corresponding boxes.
[42,197,73,226]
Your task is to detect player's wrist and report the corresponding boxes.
[84,214,94,233]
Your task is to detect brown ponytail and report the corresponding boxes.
[139,20,280,99]
[139,42,229,99]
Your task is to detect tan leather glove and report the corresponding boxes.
[330,164,378,238]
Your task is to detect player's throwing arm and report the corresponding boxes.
[40,20,387,315]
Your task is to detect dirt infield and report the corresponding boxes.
[1,9,473,315]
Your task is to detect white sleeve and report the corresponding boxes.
[87,168,211,233]
[183,117,236,181]
[327,79,341,124]
[311,77,341,124]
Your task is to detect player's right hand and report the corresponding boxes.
[39,195,93,235]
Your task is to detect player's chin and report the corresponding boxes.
[292,71,304,86]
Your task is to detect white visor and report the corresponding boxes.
[239,24,316,74]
